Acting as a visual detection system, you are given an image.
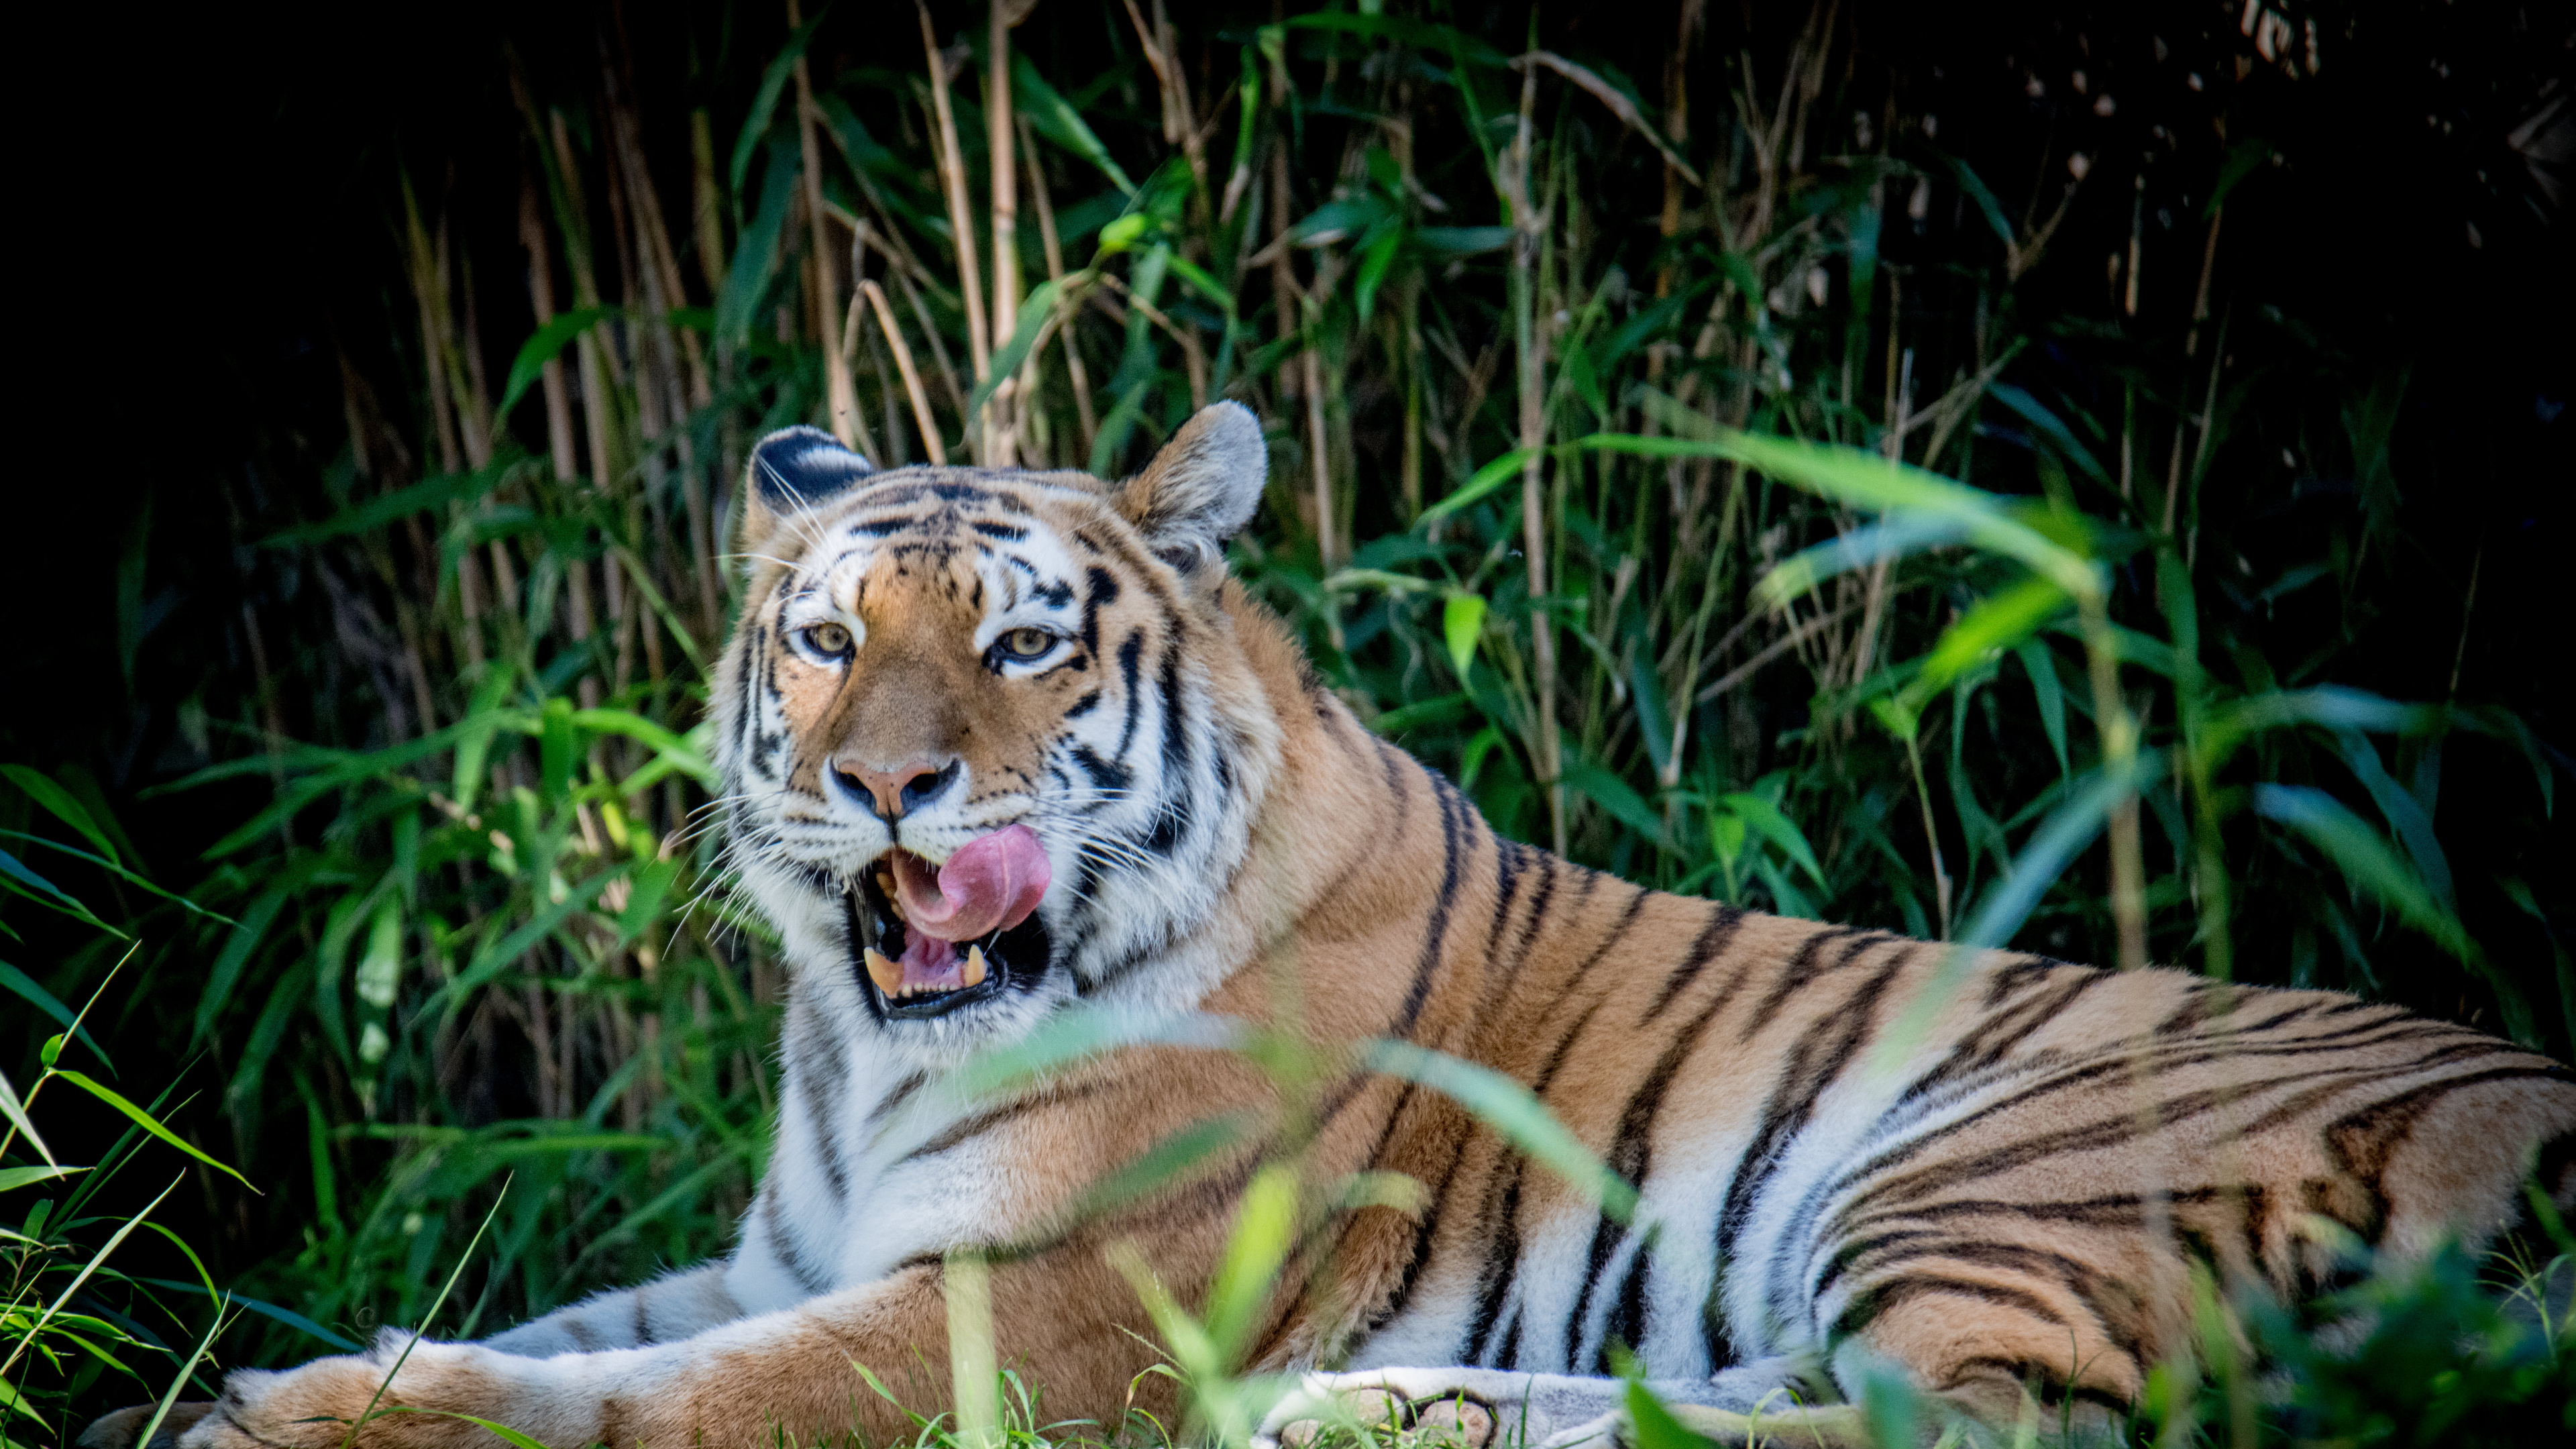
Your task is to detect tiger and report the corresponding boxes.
[90,402,2576,1449]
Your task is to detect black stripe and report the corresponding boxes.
[1466,993,1613,1364]
[1715,950,1912,1270]
[1497,855,1562,990]
[792,1003,850,1201]
[1827,1017,2472,1223]
[1481,841,1529,965]
[1831,1273,2068,1339]
[1390,765,1469,1042]
[1642,904,1749,1024]
[1846,1036,2530,1230]
[760,1191,831,1294]
[1737,927,1887,1043]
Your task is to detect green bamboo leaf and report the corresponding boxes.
[2012,641,2070,777]
[136,1278,360,1351]
[498,307,610,420]
[1754,513,1974,600]
[0,847,124,937]
[731,9,826,198]
[1442,592,1487,679]
[1203,1164,1300,1362]
[1718,794,1827,888]
[1,959,109,1067]
[1417,446,1540,526]
[715,136,802,345]
[572,708,717,789]
[51,1071,254,1188]
[261,462,513,546]
[2205,687,2438,772]
[964,278,1069,425]
[1564,761,1666,842]
[1415,225,1512,256]
[1012,54,1134,195]
[0,1069,52,1165]
[0,765,119,866]
[1354,225,1404,325]
[0,1164,85,1192]
[2252,786,2479,965]
[1937,152,2017,250]
[0,832,231,925]
[1986,384,2110,487]
[1911,575,2073,703]
[433,869,620,1008]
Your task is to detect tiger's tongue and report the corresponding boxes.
[890,823,1050,949]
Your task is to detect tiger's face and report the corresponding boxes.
[712,405,1281,1058]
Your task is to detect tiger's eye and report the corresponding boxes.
[804,623,853,656]
[1000,627,1055,659]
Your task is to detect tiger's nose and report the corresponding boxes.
[833,757,959,820]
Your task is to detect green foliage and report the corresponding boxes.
[5,3,2569,1446]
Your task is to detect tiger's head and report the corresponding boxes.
[712,402,1287,1058]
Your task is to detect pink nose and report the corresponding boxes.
[835,757,949,819]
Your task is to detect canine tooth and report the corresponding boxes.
[863,949,902,996]
[961,944,987,987]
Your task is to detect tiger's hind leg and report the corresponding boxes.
[1254,1362,1870,1449]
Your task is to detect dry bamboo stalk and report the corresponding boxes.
[689,109,730,300]
[786,0,865,453]
[410,201,498,668]
[985,3,1024,465]
[891,262,970,417]
[608,76,712,405]
[1507,44,1564,854]
[520,179,582,488]
[404,182,466,476]
[918,2,990,455]
[1125,0,1206,196]
[1267,142,1301,399]
[1020,114,1096,454]
[863,279,946,465]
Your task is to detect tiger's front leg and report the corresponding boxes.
[177,1263,975,1449]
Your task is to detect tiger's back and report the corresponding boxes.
[1236,683,2575,1423]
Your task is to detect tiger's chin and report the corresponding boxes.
[843,854,1055,1023]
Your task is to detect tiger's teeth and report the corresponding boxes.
[863,948,902,997]
[960,945,987,987]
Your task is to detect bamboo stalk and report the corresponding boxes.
[986,2,1024,466]
[1507,35,1564,854]
[863,280,946,466]
[918,3,990,458]
[787,0,866,455]
[1020,114,1096,456]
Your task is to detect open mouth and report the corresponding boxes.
[843,826,1051,1021]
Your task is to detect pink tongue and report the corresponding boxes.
[890,824,1051,945]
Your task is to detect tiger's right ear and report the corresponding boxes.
[739,426,872,547]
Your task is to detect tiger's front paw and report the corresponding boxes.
[180,1353,396,1448]
[175,1336,521,1449]
[1258,1368,1569,1449]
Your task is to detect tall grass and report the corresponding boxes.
[6,3,2569,1444]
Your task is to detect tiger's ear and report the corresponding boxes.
[1114,401,1266,584]
[740,426,873,547]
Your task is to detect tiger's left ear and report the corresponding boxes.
[1114,401,1267,584]
[739,426,873,547]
